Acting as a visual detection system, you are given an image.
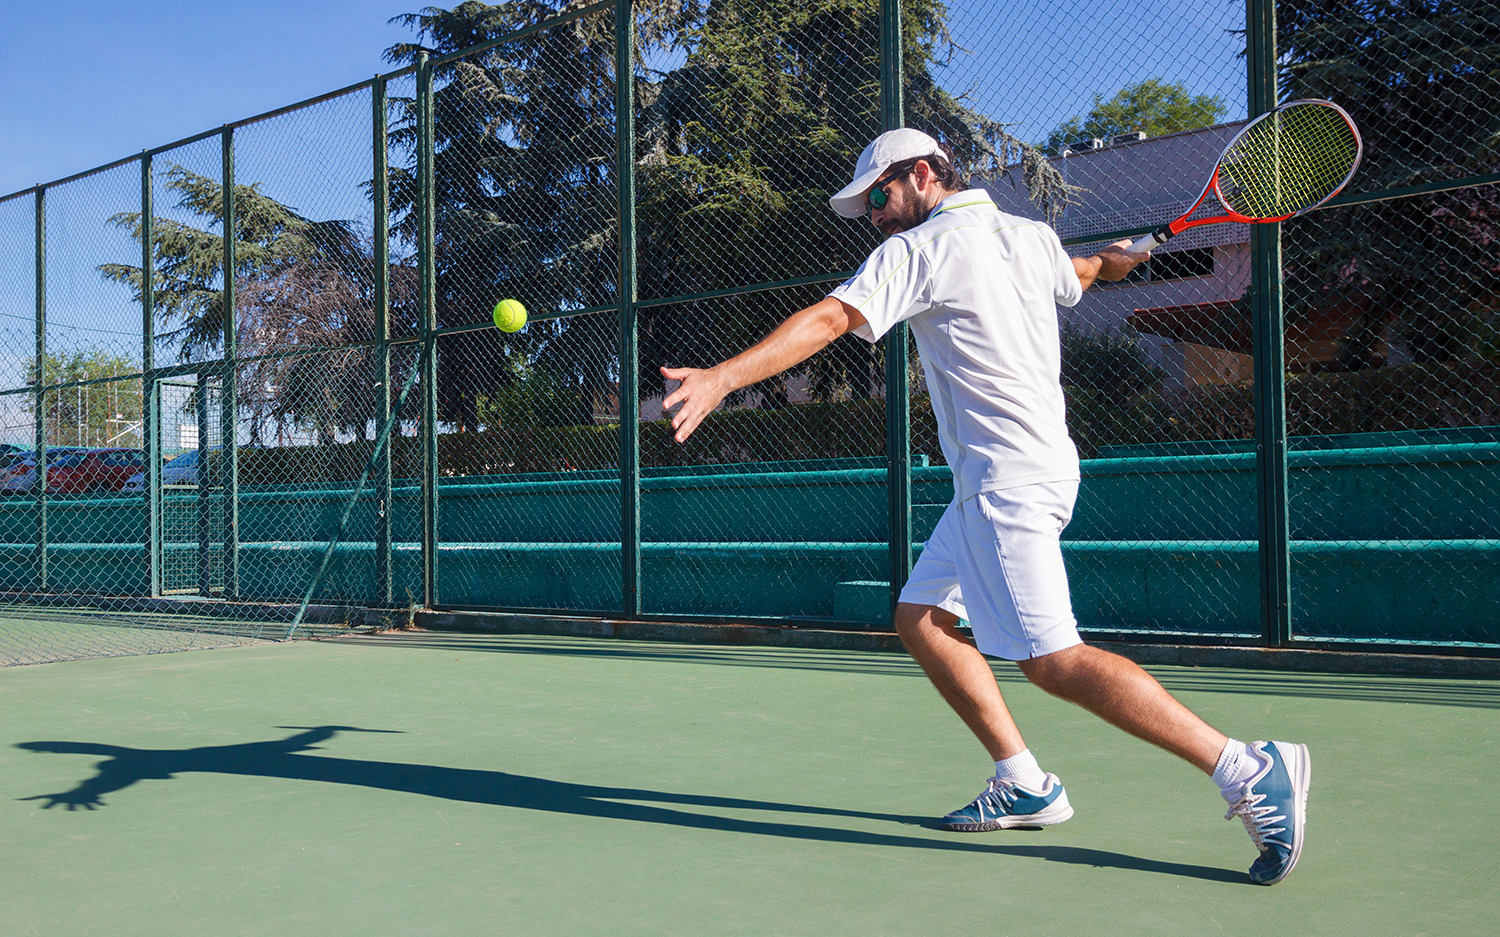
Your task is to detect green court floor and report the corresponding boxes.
[3,632,1496,936]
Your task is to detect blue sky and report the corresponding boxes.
[1,0,1247,198]
[0,0,418,197]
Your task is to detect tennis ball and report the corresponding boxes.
[492,298,528,332]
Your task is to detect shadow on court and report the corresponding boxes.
[337,632,927,679]
[16,724,1242,884]
[1147,669,1500,710]
[338,632,1500,709]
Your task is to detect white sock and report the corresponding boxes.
[1211,739,1264,801]
[994,749,1048,790]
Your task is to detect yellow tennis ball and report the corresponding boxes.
[492,299,528,332]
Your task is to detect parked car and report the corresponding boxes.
[0,448,87,494]
[0,451,33,493]
[45,448,145,494]
[120,450,202,493]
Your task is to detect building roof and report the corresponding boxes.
[983,121,1251,253]
[1129,293,1376,359]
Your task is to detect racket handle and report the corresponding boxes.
[1127,226,1172,254]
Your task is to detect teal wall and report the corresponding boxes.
[1,440,1495,644]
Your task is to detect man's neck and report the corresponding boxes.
[923,186,966,218]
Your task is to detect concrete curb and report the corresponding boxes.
[412,609,1500,678]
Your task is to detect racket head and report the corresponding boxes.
[1211,99,1363,222]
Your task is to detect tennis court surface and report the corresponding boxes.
[4,631,1496,937]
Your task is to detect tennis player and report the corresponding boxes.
[661,128,1309,886]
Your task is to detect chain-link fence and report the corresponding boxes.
[2,0,1497,664]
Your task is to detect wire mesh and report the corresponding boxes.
[0,195,35,400]
[633,0,881,301]
[0,112,400,664]
[1278,0,1500,195]
[1051,245,1264,640]
[158,376,205,596]
[916,0,1250,225]
[422,8,621,334]
[386,344,427,611]
[42,163,145,376]
[641,283,887,621]
[231,89,379,355]
[434,315,623,612]
[38,377,145,578]
[1281,192,1500,647]
[898,0,1266,639]
[147,136,231,370]
[385,69,423,344]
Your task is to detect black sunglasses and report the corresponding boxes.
[865,167,914,212]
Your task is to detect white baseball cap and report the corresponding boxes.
[828,128,946,219]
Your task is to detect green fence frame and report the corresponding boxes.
[0,0,1497,656]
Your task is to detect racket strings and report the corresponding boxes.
[1217,102,1360,220]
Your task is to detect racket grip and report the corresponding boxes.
[1127,227,1171,254]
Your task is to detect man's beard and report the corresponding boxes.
[877,192,927,237]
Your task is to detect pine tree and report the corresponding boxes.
[100,166,393,443]
[386,0,1077,426]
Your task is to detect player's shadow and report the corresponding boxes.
[17,725,1243,883]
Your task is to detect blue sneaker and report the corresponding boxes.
[1224,741,1310,885]
[941,773,1073,831]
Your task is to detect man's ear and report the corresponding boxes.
[912,159,935,189]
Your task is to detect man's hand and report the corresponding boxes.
[661,365,731,443]
[1073,239,1148,291]
[21,790,105,810]
[1095,239,1147,281]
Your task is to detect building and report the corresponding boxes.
[985,121,1376,388]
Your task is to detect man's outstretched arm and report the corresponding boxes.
[661,296,867,443]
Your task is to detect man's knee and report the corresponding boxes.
[1017,642,1095,694]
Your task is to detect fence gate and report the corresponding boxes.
[158,374,225,597]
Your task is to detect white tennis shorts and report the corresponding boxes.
[899,480,1083,661]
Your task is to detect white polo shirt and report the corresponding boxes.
[829,189,1084,501]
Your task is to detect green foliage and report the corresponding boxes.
[475,352,597,429]
[30,351,143,448]
[100,166,372,360]
[385,1,634,431]
[1277,0,1500,368]
[1059,324,1165,396]
[1056,326,1168,460]
[1043,79,1228,154]
[386,0,1079,434]
[234,359,1500,478]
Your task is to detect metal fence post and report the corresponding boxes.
[33,187,47,591]
[197,379,213,595]
[142,152,162,597]
[220,126,240,598]
[373,76,394,607]
[616,0,641,617]
[880,0,911,618]
[417,53,440,609]
[1247,0,1290,647]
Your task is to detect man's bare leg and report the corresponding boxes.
[892,602,1027,761]
[1017,643,1227,773]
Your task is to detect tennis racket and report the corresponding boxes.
[1127,99,1362,254]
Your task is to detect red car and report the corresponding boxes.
[46,448,145,494]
